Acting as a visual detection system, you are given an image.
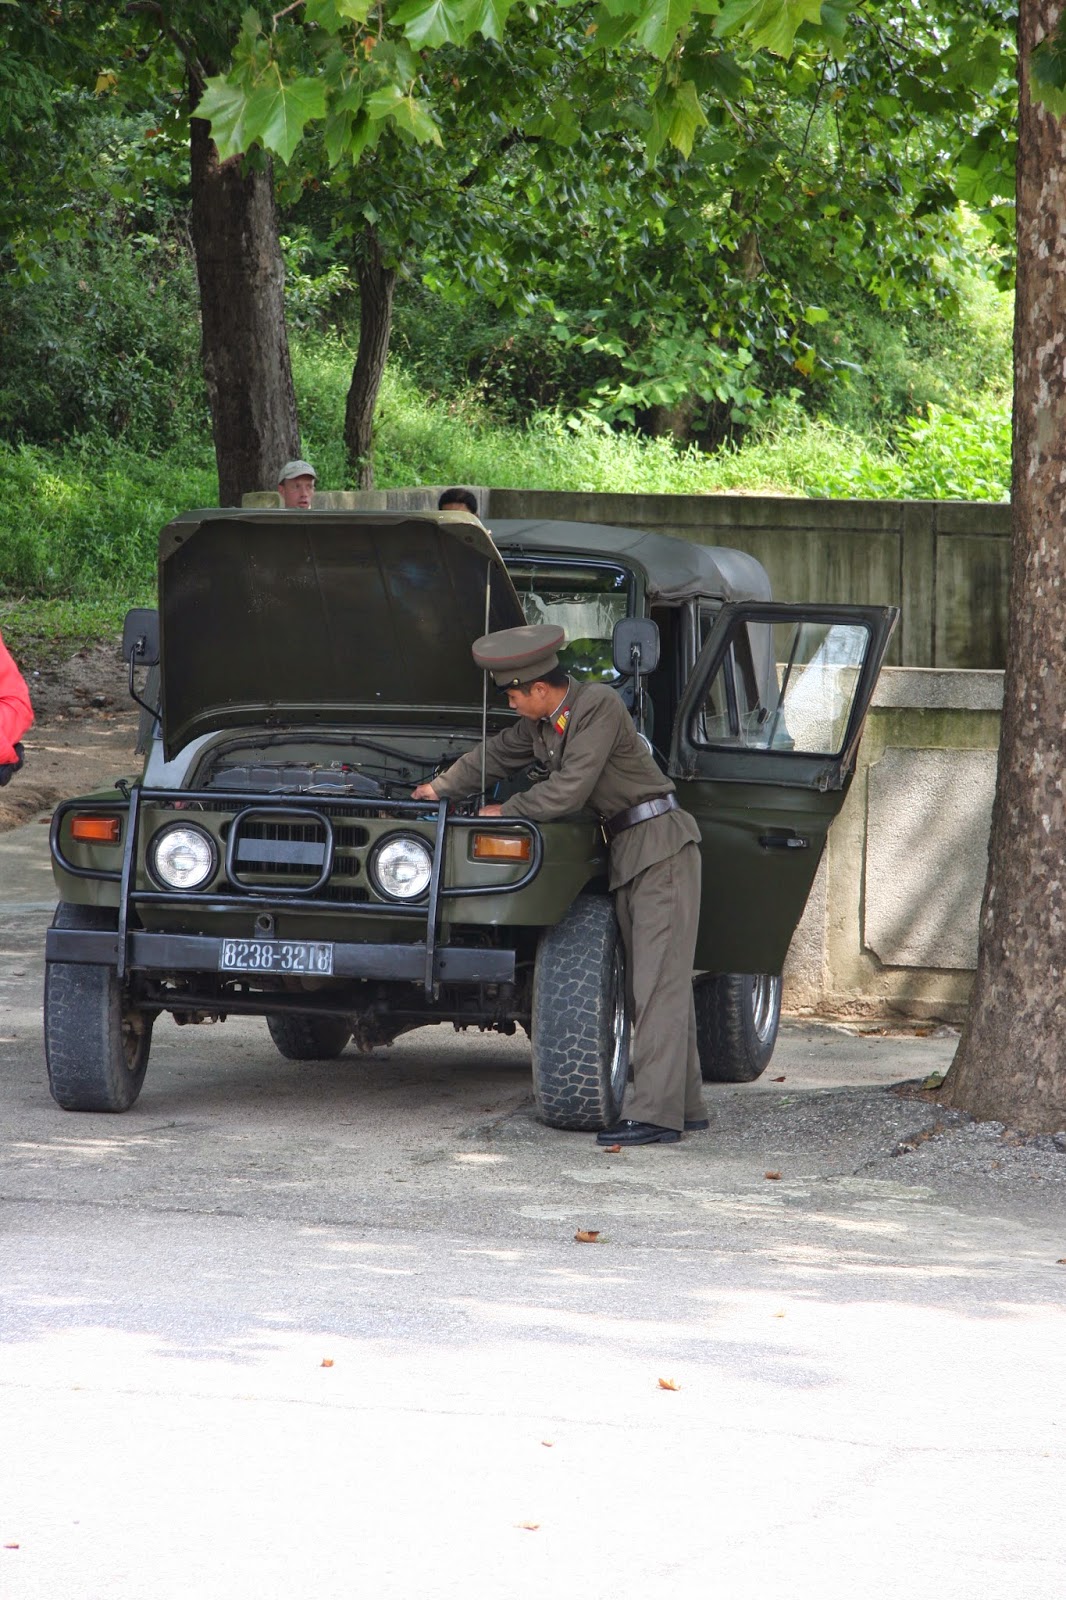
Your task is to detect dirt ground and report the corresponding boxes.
[1,642,140,832]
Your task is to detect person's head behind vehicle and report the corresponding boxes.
[277,459,317,509]
[438,487,479,515]
[473,624,569,718]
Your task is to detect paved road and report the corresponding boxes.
[1,818,1064,1600]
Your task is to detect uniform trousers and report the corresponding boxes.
[614,838,704,1132]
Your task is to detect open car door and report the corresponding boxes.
[669,602,899,975]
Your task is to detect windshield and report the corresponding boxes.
[504,560,632,683]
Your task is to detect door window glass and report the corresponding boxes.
[693,619,871,756]
[505,561,631,683]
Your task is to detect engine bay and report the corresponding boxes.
[195,733,481,804]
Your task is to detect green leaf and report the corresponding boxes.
[247,74,327,164]
[464,0,522,41]
[1031,24,1066,119]
[818,2,849,41]
[196,75,262,162]
[955,147,1014,206]
[803,305,828,324]
[629,0,693,61]
[659,78,708,158]
[390,93,444,144]
[715,0,824,57]
[366,83,406,120]
[305,0,373,26]
[392,0,471,48]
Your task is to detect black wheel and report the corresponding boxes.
[530,894,630,1131]
[44,903,153,1112]
[266,1013,352,1061]
[694,973,782,1083]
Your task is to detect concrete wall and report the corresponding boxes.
[290,485,1012,670]
[782,667,1003,1022]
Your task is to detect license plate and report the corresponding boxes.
[218,939,334,975]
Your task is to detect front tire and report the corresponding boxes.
[45,903,153,1112]
[266,1013,352,1061]
[530,894,630,1130]
[694,973,781,1083]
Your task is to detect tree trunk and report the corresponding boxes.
[189,116,300,506]
[344,229,396,490]
[939,0,1066,1131]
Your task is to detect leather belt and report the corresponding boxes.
[603,791,679,840]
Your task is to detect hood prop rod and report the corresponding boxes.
[480,560,491,800]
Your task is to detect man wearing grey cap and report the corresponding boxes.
[412,623,707,1146]
[277,459,317,509]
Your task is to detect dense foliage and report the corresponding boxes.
[0,0,1016,642]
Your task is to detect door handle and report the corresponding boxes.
[758,833,809,850]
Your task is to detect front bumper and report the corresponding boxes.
[45,926,514,986]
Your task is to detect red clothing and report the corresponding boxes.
[0,631,33,764]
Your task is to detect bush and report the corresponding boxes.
[814,272,1013,437]
[0,230,207,451]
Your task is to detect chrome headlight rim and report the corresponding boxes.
[147,821,219,892]
[369,832,434,902]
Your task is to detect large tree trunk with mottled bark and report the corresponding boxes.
[940,0,1066,1131]
[344,229,396,490]
[189,115,300,506]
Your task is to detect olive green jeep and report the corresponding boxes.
[44,508,896,1125]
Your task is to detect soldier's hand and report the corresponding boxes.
[412,781,440,801]
[478,803,504,817]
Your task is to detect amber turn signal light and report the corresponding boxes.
[471,832,531,862]
[70,815,122,844]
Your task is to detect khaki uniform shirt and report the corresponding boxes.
[432,681,701,889]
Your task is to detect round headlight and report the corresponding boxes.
[149,824,217,891]
[371,835,433,900]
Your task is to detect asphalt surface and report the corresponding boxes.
[1,816,1064,1600]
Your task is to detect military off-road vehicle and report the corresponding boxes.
[44,508,896,1126]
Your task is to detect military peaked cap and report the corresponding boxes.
[472,624,566,688]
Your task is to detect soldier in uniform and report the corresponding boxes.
[412,623,707,1145]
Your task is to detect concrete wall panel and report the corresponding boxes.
[862,748,997,970]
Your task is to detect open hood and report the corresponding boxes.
[157,509,526,757]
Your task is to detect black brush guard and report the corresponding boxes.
[47,787,543,1001]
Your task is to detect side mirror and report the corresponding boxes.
[613,617,660,678]
[123,608,160,668]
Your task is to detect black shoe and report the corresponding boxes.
[684,1117,710,1132]
[596,1120,681,1146]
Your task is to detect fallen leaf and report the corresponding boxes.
[764,1170,782,1180]
[920,1071,945,1090]
[320,1358,334,1368]
[1057,1259,1066,1266]
[914,1027,932,1037]
[658,1377,680,1391]
[773,1311,786,1319]
[574,1230,601,1243]
[516,1522,540,1532]
[772,1075,786,1082]
[602,1144,622,1154]
[4,1544,19,1550]
[541,1440,554,1448]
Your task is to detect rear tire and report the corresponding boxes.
[266,1013,352,1061]
[45,903,153,1112]
[694,973,781,1083]
[530,894,630,1131]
